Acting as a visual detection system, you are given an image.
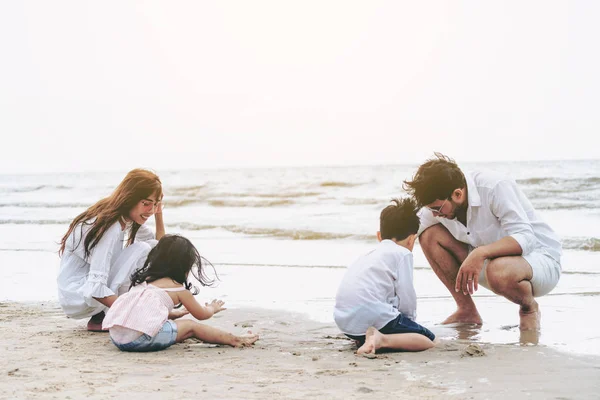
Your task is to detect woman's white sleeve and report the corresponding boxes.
[77,225,120,306]
[135,224,158,247]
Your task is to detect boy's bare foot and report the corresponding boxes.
[232,333,259,347]
[519,302,541,331]
[87,311,108,332]
[442,308,483,325]
[356,327,382,355]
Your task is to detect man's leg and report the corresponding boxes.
[419,224,482,324]
[484,256,539,331]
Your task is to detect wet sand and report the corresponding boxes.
[1,301,599,400]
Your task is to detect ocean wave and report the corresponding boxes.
[0,218,71,225]
[0,185,72,193]
[175,222,373,241]
[562,237,600,252]
[517,176,600,191]
[212,262,435,270]
[0,202,90,209]
[535,203,600,211]
[319,181,363,188]
[169,185,208,196]
[343,198,380,206]
[208,199,294,208]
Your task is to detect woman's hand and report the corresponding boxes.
[154,200,165,240]
[206,299,227,314]
[154,201,163,215]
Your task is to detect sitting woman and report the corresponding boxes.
[57,168,165,331]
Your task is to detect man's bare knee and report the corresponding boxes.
[486,258,519,294]
[419,224,450,249]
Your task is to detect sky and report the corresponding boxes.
[1,1,599,174]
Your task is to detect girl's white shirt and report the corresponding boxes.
[57,219,156,319]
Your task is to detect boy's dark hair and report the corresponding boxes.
[130,234,217,296]
[403,152,466,207]
[380,197,420,241]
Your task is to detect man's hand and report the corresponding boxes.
[456,249,487,295]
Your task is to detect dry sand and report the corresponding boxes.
[1,301,599,400]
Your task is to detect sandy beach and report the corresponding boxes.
[1,301,599,400]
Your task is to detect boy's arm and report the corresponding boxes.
[395,253,417,321]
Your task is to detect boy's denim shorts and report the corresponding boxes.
[345,314,435,345]
[112,320,178,352]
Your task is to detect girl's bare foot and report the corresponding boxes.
[232,333,259,347]
[356,327,382,355]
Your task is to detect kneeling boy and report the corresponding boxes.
[334,198,436,354]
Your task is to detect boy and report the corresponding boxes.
[333,198,436,355]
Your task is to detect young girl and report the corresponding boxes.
[57,169,165,331]
[102,234,259,352]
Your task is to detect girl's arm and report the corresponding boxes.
[178,291,226,320]
[168,307,189,319]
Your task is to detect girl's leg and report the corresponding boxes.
[175,319,259,347]
[357,327,435,354]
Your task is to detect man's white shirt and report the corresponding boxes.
[333,240,417,336]
[418,170,562,262]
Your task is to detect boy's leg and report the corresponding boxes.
[419,224,482,324]
[357,327,435,354]
[175,319,259,347]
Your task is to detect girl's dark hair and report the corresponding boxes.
[59,168,163,258]
[403,152,466,207]
[380,197,420,241]
[130,234,217,295]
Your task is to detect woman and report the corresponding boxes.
[57,168,165,331]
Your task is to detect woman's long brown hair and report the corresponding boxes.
[59,169,163,258]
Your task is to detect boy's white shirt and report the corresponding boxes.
[333,239,417,336]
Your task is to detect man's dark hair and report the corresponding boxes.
[403,152,466,207]
[380,197,420,241]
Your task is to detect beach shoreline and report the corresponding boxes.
[1,301,599,400]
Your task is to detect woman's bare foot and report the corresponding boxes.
[356,327,382,355]
[87,311,108,332]
[519,302,541,331]
[442,308,483,325]
[231,333,259,347]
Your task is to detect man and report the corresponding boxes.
[403,153,562,331]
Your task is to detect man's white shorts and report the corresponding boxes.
[475,248,561,297]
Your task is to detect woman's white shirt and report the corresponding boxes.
[57,221,156,319]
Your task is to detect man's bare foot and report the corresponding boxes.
[519,302,541,331]
[356,327,382,355]
[442,309,483,325]
[87,311,108,332]
[519,329,540,345]
[232,333,259,347]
